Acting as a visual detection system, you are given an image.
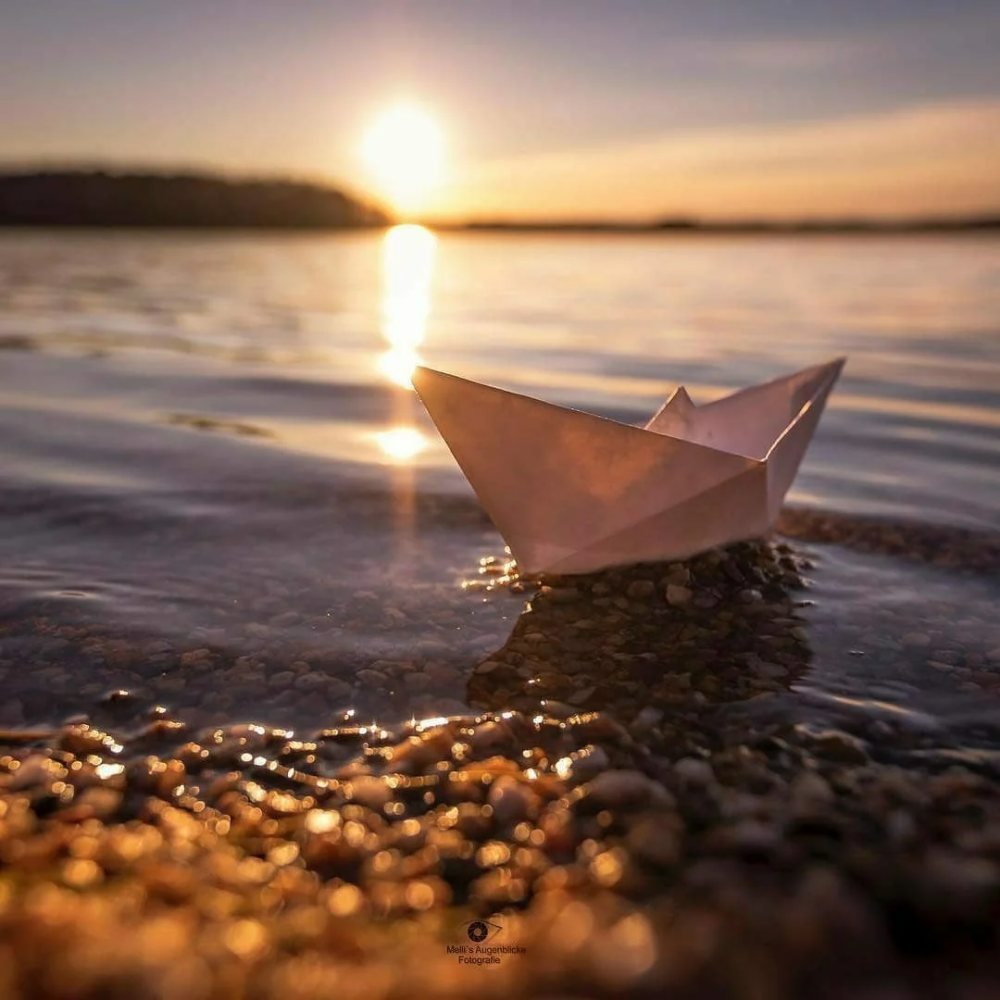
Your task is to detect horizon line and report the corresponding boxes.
[1,164,998,232]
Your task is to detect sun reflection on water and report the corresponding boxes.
[377,346,421,389]
[374,426,427,462]
[378,223,436,389]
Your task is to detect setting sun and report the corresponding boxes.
[362,104,444,214]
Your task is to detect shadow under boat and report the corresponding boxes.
[467,538,815,725]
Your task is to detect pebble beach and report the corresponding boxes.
[2,513,1000,999]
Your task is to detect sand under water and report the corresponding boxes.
[1,229,999,997]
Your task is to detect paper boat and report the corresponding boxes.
[413,358,845,576]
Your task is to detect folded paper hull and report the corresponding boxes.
[413,358,844,575]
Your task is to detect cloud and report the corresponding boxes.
[718,34,872,71]
[432,99,1000,220]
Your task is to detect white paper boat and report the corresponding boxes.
[413,358,845,576]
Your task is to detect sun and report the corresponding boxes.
[363,104,444,214]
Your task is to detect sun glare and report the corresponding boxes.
[363,104,444,214]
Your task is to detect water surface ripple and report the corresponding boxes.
[0,228,998,742]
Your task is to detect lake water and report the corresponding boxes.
[0,227,998,747]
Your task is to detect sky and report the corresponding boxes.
[1,1,999,221]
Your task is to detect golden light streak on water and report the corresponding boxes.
[377,224,437,389]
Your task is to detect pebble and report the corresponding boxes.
[756,662,788,679]
[67,786,123,822]
[673,757,715,787]
[539,700,577,719]
[626,815,681,868]
[354,669,388,687]
[665,584,693,607]
[560,745,611,783]
[800,728,871,764]
[293,672,333,692]
[546,586,582,604]
[487,774,537,825]
[626,580,656,600]
[790,771,834,809]
[402,673,432,693]
[8,754,63,791]
[0,698,25,725]
[567,686,597,707]
[584,769,674,810]
[630,707,663,735]
[347,776,391,811]
[726,820,781,855]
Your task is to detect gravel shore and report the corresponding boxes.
[1,515,998,999]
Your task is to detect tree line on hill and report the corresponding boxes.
[0,170,389,228]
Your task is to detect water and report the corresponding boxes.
[0,227,998,744]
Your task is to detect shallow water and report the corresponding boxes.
[0,227,998,743]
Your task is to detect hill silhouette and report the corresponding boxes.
[0,170,390,228]
[1,169,996,234]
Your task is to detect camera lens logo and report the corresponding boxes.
[465,918,501,943]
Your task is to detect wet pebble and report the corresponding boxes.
[673,757,715,787]
[665,584,693,607]
[583,769,674,810]
[487,774,539,825]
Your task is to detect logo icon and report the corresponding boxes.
[465,918,502,943]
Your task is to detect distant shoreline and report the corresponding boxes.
[0,170,389,229]
[3,220,997,237]
[0,169,996,234]
[428,218,1000,235]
